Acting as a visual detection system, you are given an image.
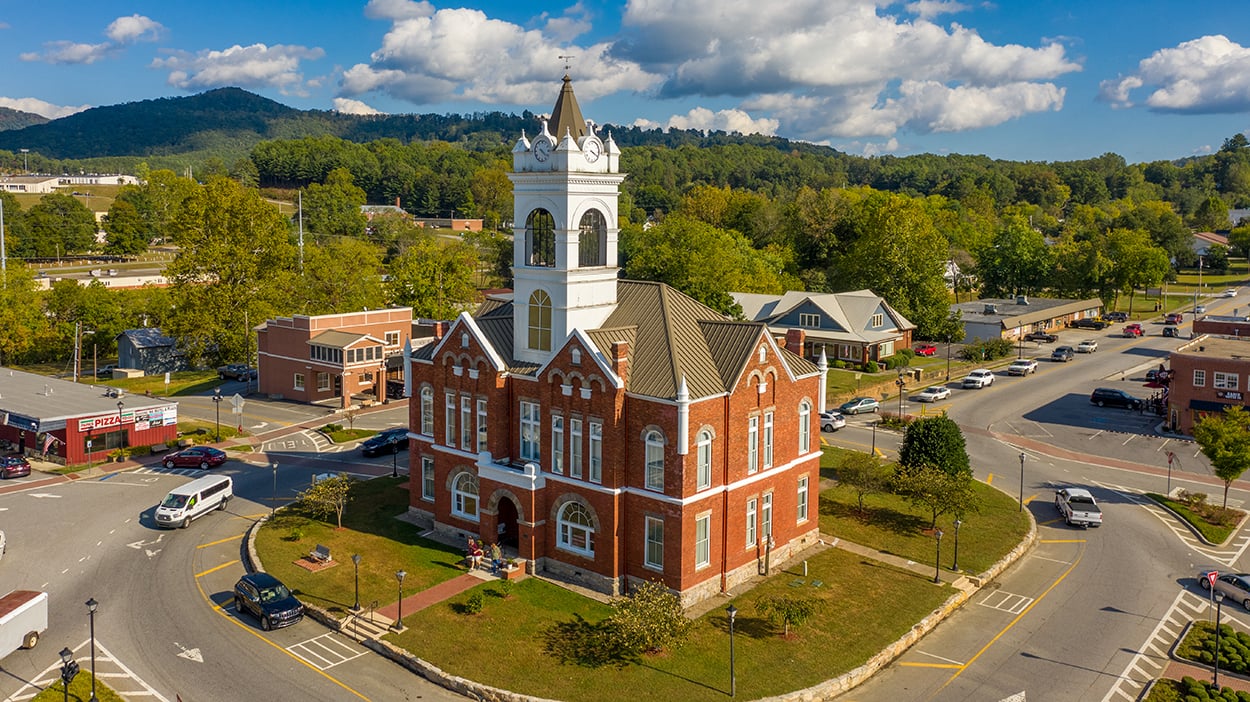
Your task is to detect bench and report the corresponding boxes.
[309,544,332,564]
[150,444,169,454]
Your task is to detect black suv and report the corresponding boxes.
[1051,346,1075,362]
[1025,331,1058,343]
[217,364,256,381]
[1104,311,1129,323]
[1072,318,1108,330]
[361,427,410,456]
[1090,388,1143,410]
[233,573,303,630]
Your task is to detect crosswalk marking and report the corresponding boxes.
[3,638,169,702]
[287,632,368,670]
[978,590,1034,614]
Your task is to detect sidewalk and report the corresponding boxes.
[1164,659,1250,693]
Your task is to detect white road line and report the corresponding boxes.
[914,650,965,665]
[1101,589,1196,702]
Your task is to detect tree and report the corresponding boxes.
[894,465,980,529]
[1191,195,1230,232]
[606,580,693,655]
[1204,243,1230,273]
[102,199,151,255]
[1106,228,1170,312]
[976,214,1053,297]
[385,233,480,319]
[1192,406,1250,508]
[297,473,354,528]
[898,416,971,477]
[0,266,49,364]
[297,237,386,315]
[20,193,97,257]
[836,452,894,514]
[756,595,819,638]
[304,167,367,239]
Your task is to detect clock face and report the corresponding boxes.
[534,137,551,162]
[583,138,602,163]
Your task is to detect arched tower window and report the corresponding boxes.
[528,290,552,351]
[578,209,607,267]
[526,209,556,267]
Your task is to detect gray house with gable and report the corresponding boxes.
[733,290,916,366]
[116,328,186,376]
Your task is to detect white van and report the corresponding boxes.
[155,475,233,529]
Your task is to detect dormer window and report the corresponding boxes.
[871,313,884,328]
[461,333,469,348]
[758,345,767,363]
[798,313,820,328]
[571,348,581,365]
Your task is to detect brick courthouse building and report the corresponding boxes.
[404,76,827,605]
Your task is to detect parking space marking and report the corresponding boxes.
[1100,589,1206,702]
[978,590,1034,614]
[3,639,170,702]
[288,633,368,670]
[1093,481,1250,566]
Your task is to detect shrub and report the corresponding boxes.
[495,579,514,599]
[607,580,693,655]
[464,592,485,615]
[321,423,344,433]
[865,360,880,373]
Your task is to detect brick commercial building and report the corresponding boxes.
[0,368,178,464]
[404,75,827,606]
[256,308,415,407]
[1166,335,1250,434]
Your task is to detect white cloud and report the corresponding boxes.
[541,3,593,44]
[20,41,113,65]
[1100,35,1250,113]
[837,137,902,156]
[341,6,658,105]
[364,0,434,21]
[332,97,384,115]
[106,15,164,44]
[657,106,779,136]
[153,44,326,96]
[0,96,91,119]
[905,1,970,20]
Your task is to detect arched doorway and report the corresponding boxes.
[497,496,519,548]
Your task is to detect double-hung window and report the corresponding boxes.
[520,401,541,461]
[476,398,488,452]
[444,392,456,446]
[696,430,712,491]
[798,402,811,454]
[420,457,435,501]
[645,431,665,491]
[589,421,602,483]
[763,411,774,469]
[460,395,473,450]
[695,514,710,569]
[746,498,757,547]
[747,416,759,473]
[644,516,663,569]
[797,476,809,523]
[552,415,565,474]
[569,418,583,478]
[420,387,434,436]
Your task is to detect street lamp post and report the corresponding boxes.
[85,598,98,702]
[945,334,952,382]
[1017,326,1023,359]
[271,461,278,517]
[213,388,222,442]
[20,149,29,172]
[727,604,738,697]
[351,554,362,612]
[1215,590,1226,688]
[393,570,407,632]
[952,519,962,572]
[896,369,905,417]
[59,647,77,702]
[391,438,399,478]
[1018,452,1026,512]
[933,529,944,584]
[871,422,877,455]
[116,401,125,450]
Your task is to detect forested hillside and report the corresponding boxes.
[0,106,47,132]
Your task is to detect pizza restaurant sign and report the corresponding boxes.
[78,405,177,433]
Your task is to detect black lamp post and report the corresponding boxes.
[393,569,407,631]
[85,597,98,702]
[271,461,278,517]
[391,438,399,478]
[59,647,78,702]
[951,519,962,572]
[213,388,222,442]
[933,529,944,584]
[727,604,738,697]
[1018,452,1026,512]
[351,554,362,612]
[896,369,905,416]
[1215,590,1226,688]
[945,334,952,382]
[871,421,877,454]
[116,401,125,449]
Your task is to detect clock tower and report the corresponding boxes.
[509,74,624,366]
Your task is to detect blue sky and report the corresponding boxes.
[5,0,1250,163]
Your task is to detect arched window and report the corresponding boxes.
[696,430,712,491]
[452,472,479,520]
[578,209,607,267]
[420,387,434,436]
[798,401,811,454]
[526,209,556,267]
[645,430,665,491]
[557,502,594,556]
[528,290,552,351]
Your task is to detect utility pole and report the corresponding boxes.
[297,190,304,274]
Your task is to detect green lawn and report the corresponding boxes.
[31,673,124,702]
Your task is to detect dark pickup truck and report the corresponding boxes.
[1071,318,1108,330]
[1024,331,1058,343]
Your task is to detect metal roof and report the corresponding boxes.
[0,367,175,432]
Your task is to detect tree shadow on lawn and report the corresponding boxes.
[820,499,928,538]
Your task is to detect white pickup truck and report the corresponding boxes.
[1055,487,1102,528]
[0,590,47,659]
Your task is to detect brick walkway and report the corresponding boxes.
[375,572,485,621]
[1164,659,1250,692]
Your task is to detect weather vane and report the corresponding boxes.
[558,54,575,73]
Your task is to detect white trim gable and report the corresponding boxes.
[542,328,625,390]
[424,312,508,372]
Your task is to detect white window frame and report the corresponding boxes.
[797,475,809,523]
[645,430,665,491]
[570,418,583,478]
[762,492,773,543]
[1215,371,1239,390]
[460,395,473,450]
[552,415,565,474]
[589,420,602,483]
[696,430,712,491]
[420,387,434,436]
[695,513,711,569]
[798,401,811,454]
[445,392,456,447]
[385,330,400,346]
[1194,369,1207,387]
[798,313,820,328]
[293,373,305,391]
[520,400,541,461]
[746,498,757,548]
[879,340,894,357]
[420,456,435,501]
[763,411,774,469]
[871,313,884,328]
[557,502,594,557]
[644,516,664,570]
[451,472,479,520]
[317,372,331,392]
[747,416,759,474]
[476,398,488,452]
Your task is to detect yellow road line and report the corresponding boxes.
[986,474,994,485]
[197,534,244,549]
[899,662,962,669]
[938,541,1084,692]
[193,560,371,700]
[195,560,239,578]
[1038,518,1063,526]
[1024,493,1039,505]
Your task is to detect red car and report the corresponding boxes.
[0,456,30,479]
[1123,323,1144,337]
[915,344,937,357]
[162,446,227,470]
[1165,312,1184,324]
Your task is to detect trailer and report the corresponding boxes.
[0,590,48,657]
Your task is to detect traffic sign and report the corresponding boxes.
[1207,570,1219,588]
